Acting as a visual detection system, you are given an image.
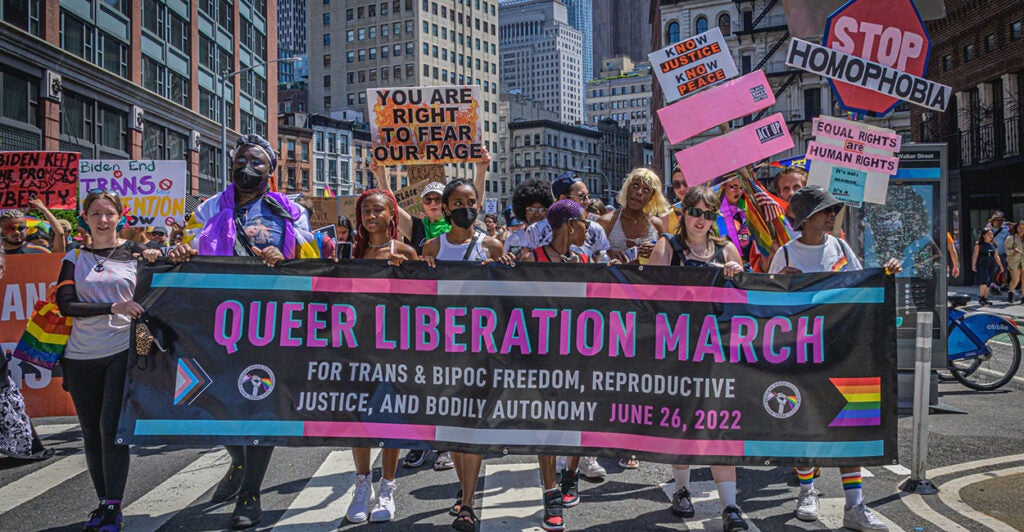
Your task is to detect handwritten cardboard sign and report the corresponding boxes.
[0,151,79,209]
[658,70,776,144]
[367,85,484,165]
[805,116,900,206]
[786,38,951,112]
[649,27,738,103]
[674,113,795,186]
[828,166,867,207]
[339,195,359,223]
[78,160,187,227]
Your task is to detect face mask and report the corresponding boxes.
[449,207,478,229]
[233,165,267,192]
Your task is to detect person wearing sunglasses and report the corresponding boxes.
[0,209,50,255]
[169,134,319,529]
[768,186,900,531]
[369,146,492,255]
[660,164,688,237]
[646,185,747,531]
[521,172,611,262]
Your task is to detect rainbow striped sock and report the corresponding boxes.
[841,471,863,508]
[796,468,815,491]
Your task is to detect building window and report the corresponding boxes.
[324,75,331,87]
[323,12,330,25]
[718,14,731,36]
[0,67,39,126]
[942,54,952,71]
[666,21,680,43]
[2,0,42,35]
[324,54,331,67]
[1013,21,1022,41]
[324,33,331,45]
[695,16,708,35]
[324,96,332,108]
[985,33,996,52]
[964,43,974,62]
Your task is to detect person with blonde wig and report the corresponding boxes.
[597,168,670,265]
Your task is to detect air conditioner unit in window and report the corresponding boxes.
[131,105,144,131]
[191,130,201,151]
[43,71,62,102]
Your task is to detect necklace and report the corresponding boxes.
[366,239,392,249]
[621,211,645,224]
[546,245,576,263]
[686,241,713,261]
[92,243,121,272]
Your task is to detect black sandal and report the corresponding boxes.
[451,505,479,532]
[449,489,464,516]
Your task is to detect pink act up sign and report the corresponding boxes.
[674,113,795,186]
[658,71,776,144]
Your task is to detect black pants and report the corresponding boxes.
[62,350,130,501]
[225,445,274,495]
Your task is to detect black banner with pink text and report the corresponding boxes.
[118,258,896,466]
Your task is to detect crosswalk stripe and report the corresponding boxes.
[861,467,874,478]
[661,480,763,531]
[0,453,87,515]
[122,449,231,531]
[34,423,79,437]
[270,448,378,531]
[479,461,544,531]
[885,464,911,475]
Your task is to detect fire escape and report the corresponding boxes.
[734,0,806,131]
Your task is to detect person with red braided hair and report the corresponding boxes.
[344,188,416,525]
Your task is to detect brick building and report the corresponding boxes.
[914,0,1024,274]
[0,0,279,196]
[276,117,313,195]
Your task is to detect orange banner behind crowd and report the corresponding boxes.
[2,253,76,417]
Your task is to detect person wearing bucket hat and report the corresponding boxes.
[369,146,492,254]
[769,186,901,531]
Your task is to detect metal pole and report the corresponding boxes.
[901,311,938,494]
[220,70,228,191]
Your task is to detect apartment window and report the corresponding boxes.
[323,12,330,25]
[964,43,975,62]
[369,48,377,60]
[382,24,388,37]
[347,51,355,62]
[381,2,388,16]
[369,4,376,16]
[61,13,94,62]
[942,54,952,71]
[315,131,324,151]
[1013,21,1022,41]
[719,14,731,36]
[382,46,389,58]
[324,95,332,108]
[143,56,165,94]
[369,26,376,38]
[347,30,355,42]
[169,13,189,53]
[2,0,42,35]
[695,16,708,35]
[0,67,39,125]
[218,0,232,35]
[394,22,401,35]
[358,49,366,61]
[323,75,331,87]
[406,64,414,78]
[406,42,414,55]
[324,54,331,67]
[324,33,331,45]
[358,28,365,40]
[143,0,164,35]
[347,8,353,20]
[985,33,996,52]
[169,71,189,107]
[393,43,401,56]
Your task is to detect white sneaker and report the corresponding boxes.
[346,474,375,523]
[369,479,396,522]
[579,456,607,479]
[843,503,889,530]
[795,489,819,522]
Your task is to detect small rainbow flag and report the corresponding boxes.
[829,377,881,427]
[831,254,849,272]
[25,215,51,236]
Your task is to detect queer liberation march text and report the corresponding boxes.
[119,259,897,467]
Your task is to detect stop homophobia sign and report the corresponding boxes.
[367,85,485,165]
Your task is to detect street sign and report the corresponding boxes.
[823,0,935,115]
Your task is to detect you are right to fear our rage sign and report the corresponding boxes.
[367,85,485,166]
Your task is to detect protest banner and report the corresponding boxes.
[0,151,79,209]
[674,114,795,186]
[658,70,776,144]
[367,86,484,165]
[78,160,187,227]
[806,116,900,206]
[1,253,76,417]
[407,164,446,187]
[649,27,738,103]
[118,259,897,466]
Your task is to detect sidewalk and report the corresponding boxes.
[948,284,1024,321]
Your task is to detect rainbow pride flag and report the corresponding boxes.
[323,188,336,198]
[13,301,72,369]
[829,377,881,427]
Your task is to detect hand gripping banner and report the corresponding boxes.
[118,258,897,466]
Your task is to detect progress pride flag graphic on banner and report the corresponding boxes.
[118,258,897,466]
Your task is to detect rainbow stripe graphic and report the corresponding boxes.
[831,255,849,272]
[829,377,881,427]
[174,358,212,405]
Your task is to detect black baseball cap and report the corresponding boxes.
[551,172,582,199]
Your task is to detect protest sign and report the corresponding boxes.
[0,253,76,417]
[484,198,498,215]
[812,116,902,152]
[674,114,795,186]
[0,151,79,209]
[78,160,187,227]
[367,85,484,165]
[119,259,897,466]
[307,197,340,230]
[806,141,899,174]
[407,164,446,187]
[828,167,867,207]
[806,116,900,205]
[658,70,776,144]
[338,195,359,223]
[649,27,738,103]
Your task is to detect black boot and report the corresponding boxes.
[211,464,244,503]
[1009,291,1015,303]
[231,493,262,529]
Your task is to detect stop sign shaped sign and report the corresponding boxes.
[823,0,931,115]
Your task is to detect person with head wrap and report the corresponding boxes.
[168,134,320,530]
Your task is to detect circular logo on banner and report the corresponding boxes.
[238,365,275,401]
[762,381,801,419]
[158,178,173,191]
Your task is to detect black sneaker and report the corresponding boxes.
[559,469,580,507]
[231,493,262,529]
[541,489,565,532]
[211,464,244,503]
[96,504,122,532]
[722,505,749,531]
[1009,292,1015,303]
[403,449,426,468]
[82,504,105,531]
[671,487,695,518]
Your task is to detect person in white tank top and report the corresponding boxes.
[419,178,514,531]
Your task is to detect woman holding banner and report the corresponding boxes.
[55,189,161,532]
[343,188,417,524]
[369,147,491,255]
[169,134,319,529]
[421,178,513,531]
[597,168,669,266]
[647,186,748,532]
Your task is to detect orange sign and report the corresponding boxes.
[2,253,76,417]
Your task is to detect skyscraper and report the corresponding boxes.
[563,0,593,85]
[278,0,307,84]
[307,0,500,181]
[499,0,585,124]
[592,0,652,78]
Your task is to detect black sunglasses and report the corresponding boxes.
[686,207,718,221]
[569,217,590,227]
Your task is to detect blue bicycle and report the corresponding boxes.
[946,294,1023,391]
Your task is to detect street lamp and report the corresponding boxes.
[220,56,301,189]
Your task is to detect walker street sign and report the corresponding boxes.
[785,0,951,115]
